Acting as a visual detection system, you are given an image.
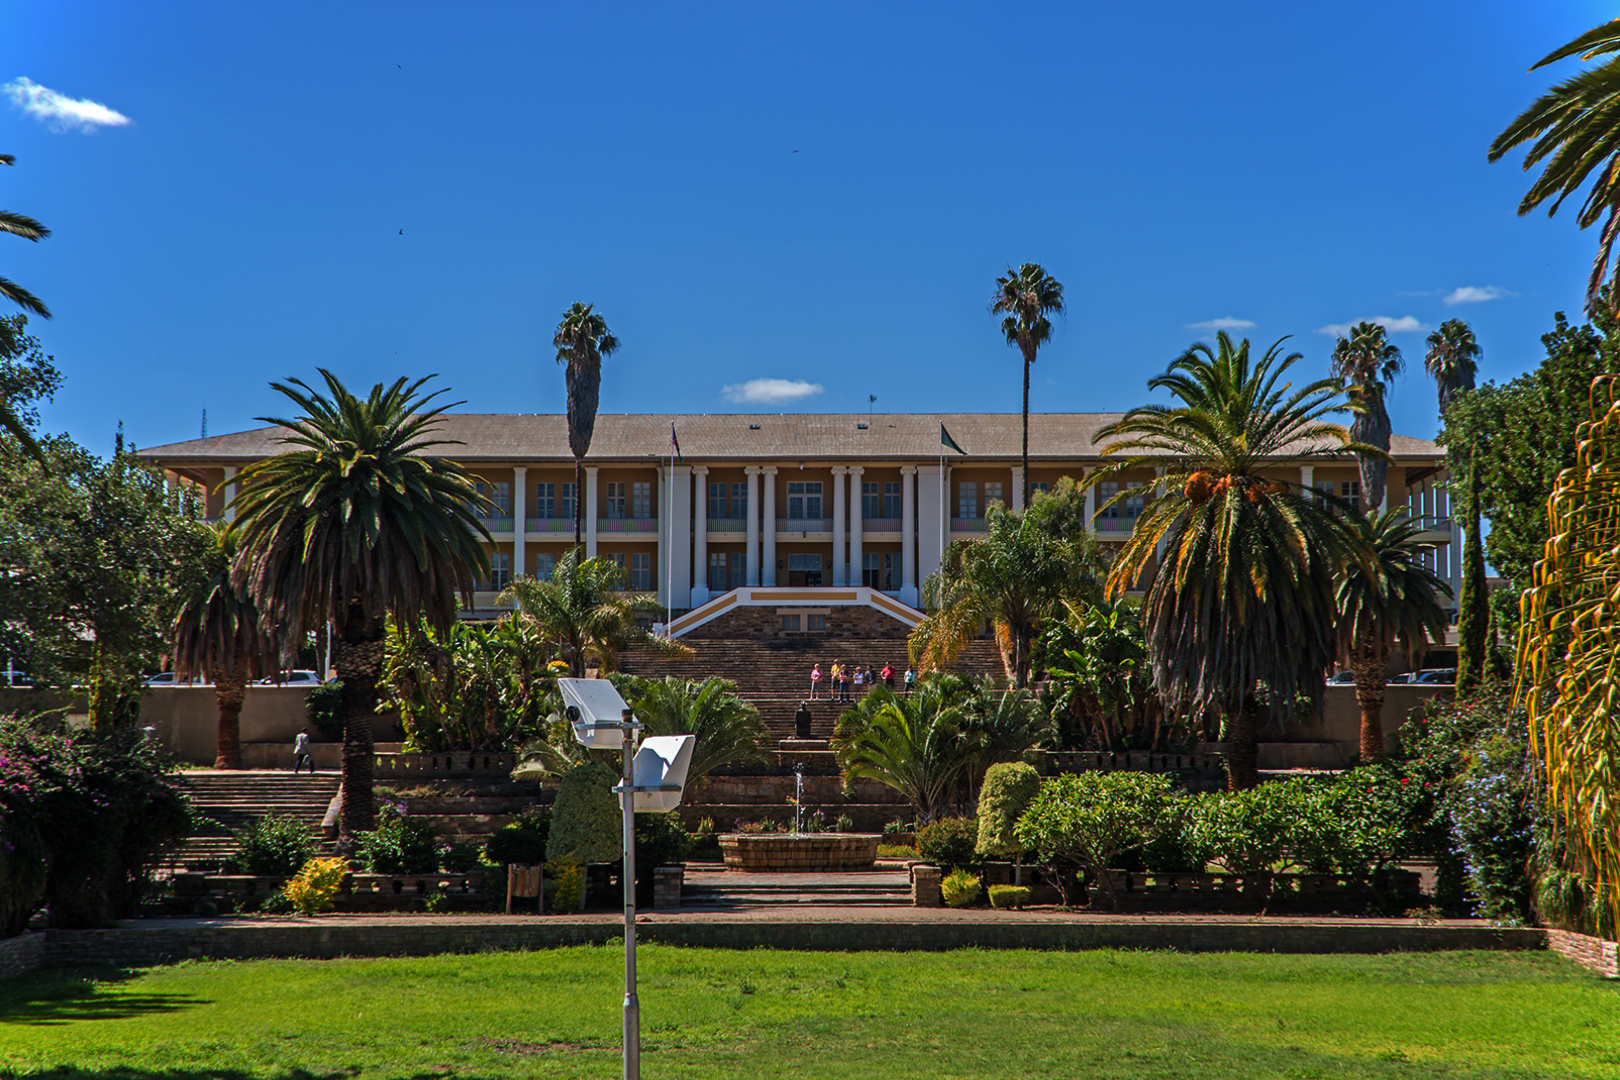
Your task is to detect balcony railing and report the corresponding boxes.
[950,517,988,533]
[776,518,833,534]
[598,518,657,533]
[1095,516,1135,531]
[524,517,577,532]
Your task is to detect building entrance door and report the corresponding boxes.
[787,553,822,587]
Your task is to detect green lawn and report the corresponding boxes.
[2,946,1617,1079]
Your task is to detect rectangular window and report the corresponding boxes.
[488,552,511,591]
[605,552,625,588]
[883,552,897,590]
[1099,481,1121,518]
[807,614,827,633]
[559,483,574,521]
[709,482,727,521]
[708,551,729,592]
[728,552,747,588]
[883,481,901,519]
[474,482,511,519]
[786,481,822,520]
[984,481,1003,508]
[1030,481,1049,498]
[862,552,881,588]
[1125,490,1144,519]
[604,482,626,519]
[862,481,881,519]
[630,552,651,590]
[731,482,747,520]
[631,481,651,520]
[533,552,554,581]
[781,614,801,632]
[958,482,979,519]
[1342,480,1361,513]
[534,483,554,519]
[788,553,820,571]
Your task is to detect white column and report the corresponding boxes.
[762,467,778,586]
[917,463,944,593]
[1083,467,1096,535]
[222,465,238,522]
[1299,464,1314,495]
[900,466,918,606]
[831,467,847,587]
[691,467,710,606]
[849,466,865,590]
[512,466,528,580]
[1011,465,1025,513]
[665,464,692,611]
[585,466,599,558]
[745,467,761,586]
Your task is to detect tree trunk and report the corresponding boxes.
[574,456,584,547]
[333,602,385,836]
[1350,639,1388,761]
[1021,351,1032,508]
[213,670,246,769]
[1457,463,1488,693]
[1224,702,1259,791]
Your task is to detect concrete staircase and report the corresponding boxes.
[172,770,340,868]
[680,867,912,909]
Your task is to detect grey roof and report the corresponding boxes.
[138,412,1444,465]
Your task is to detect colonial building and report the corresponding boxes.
[139,412,1457,634]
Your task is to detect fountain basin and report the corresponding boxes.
[719,833,881,872]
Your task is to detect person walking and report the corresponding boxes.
[903,666,915,696]
[292,727,312,774]
[810,662,823,700]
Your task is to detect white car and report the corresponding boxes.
[256,670,323,686]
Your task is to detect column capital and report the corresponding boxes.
[830,466,848,477]
[848,465,864,477]
[744,466,761,476]
[761,465,779,476]
[900,465,918,477]
[513,464,528,474]
[693,465,709,477]
[584,464,600,475]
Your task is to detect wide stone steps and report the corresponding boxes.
[680,868,911,909]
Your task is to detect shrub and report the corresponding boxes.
[917,817,979,870]
[238,812,315,877]
[545,762,621,864]
[833,813,855,833]
[1015,771,1179,908]
[438,839,481,873]
[635,812,692,870]
[940,867,982,907]
[1448,733,1535,923]
[1185,779,1327,875]
[547,854,584,913]
[305,680,345,738]
[281,856,348,914]
[356,803,438,874]
[977,761,1041,859]
[989,884,1031,910]
[485,807,551,867]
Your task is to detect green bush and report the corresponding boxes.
[356,802,439,874]
[238,812,315,877]
[438,839,481,873]
[976,761,1041,859]
[545,762,621,864]
[635,812,692,870]
[1015,771,1179,908]
[941,867,982,907]
[547,854,584,913]
[917,817,979,870]
[988,884,1031,909]
[305,680,345,739]
[1185,780,1325,875]
[485,806,551,867]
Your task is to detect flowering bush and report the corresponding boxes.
[940,867,982,907]
[281,856,348,914]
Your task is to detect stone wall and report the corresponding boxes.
[1545,928,1620,978]
[0,932,44,980]
[688,604,911,641]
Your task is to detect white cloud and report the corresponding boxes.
[1442,285,1513,306]
[1187,316,1256,333]
[3,77,131,132]
[1316,315,1431,338]
[721,378,824,404]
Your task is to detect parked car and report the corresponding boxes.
[1386,672,1415,684]
[1327,670,1355,684]
[256,669,323,686]
[147,672,210,686]
[1414,668,1457,684]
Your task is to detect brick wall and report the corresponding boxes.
[0,932,44,980]
[688,605,911,641]
[1545,929,1620,978]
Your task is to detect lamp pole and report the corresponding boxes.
[620,707,640,1080]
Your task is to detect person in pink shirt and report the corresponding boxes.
[810,663,823,699]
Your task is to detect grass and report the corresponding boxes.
[2,946,1617,1079]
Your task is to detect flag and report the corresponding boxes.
[670,422,685,464]
[940,423,967,456]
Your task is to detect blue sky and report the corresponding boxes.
[2,0,1612,456]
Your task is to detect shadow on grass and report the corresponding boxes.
[0,968,208,1026]
[0,1071,506,1080]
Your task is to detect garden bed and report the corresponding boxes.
[719,833,880,872]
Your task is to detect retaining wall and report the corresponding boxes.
[0,932,43,979]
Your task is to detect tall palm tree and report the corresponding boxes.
[992,264,1064,508]
[1094,332,1360,789]
[911,503,1101,688]
[498,546,685,677]
[1333,509,1452,761]
[171,523,279,769]
[553,302,619,546]
[231,370,490,834]
[1489,19,1620,314]
[1,154,51,321]
[618,675,770,788]
[1424,319,1481,417]
[1330,321,1403,511]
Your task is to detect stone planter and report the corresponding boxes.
[719,832,881,872]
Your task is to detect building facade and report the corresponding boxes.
[141,412,1458,626]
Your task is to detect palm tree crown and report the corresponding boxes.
[1,153,51,321]
[1330,321,1403,511]
[498,546,677,677]
[619,675,770,789]
[1094,332,1359,788]
[231,369,490,832]
[1423,318,1481,417]
[553,302,619,546]
[992,264,1064,508]
[1489,20,1620,313]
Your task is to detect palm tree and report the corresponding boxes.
[1330,321,1403,512]
[1489,19,1620,314]
[1,154,51,321]
[171,523,279,769]
[1333,509,1452,761]
[498,546,687,677]
[1424,319,1481,418]
[992,264,1064,508]
[911,503,1101,688]
[553,302,619,546]
[1093,332,1360,790]
[231,370,490,834]
[832,676,980,823]
[618,675,770,788]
